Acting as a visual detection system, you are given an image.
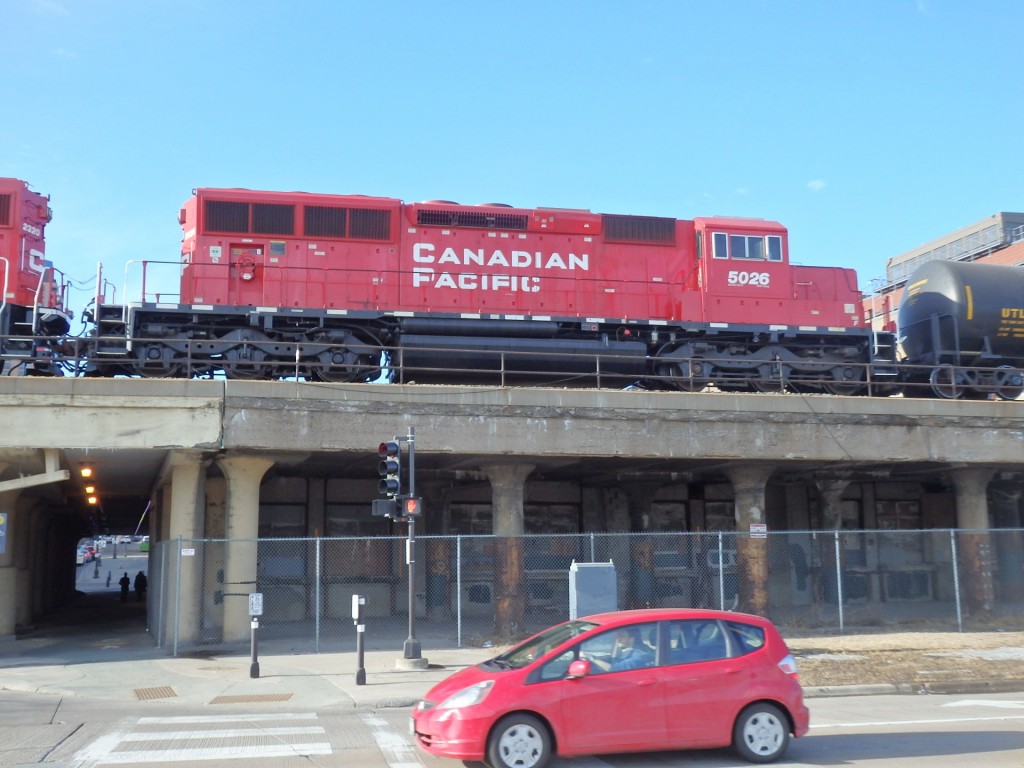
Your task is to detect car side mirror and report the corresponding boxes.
[566,659,592,679]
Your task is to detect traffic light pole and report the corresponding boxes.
[403,426,422,661]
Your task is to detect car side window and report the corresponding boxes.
[725,620,765,656]
[578,622,657,675]
[537,649,576,681]
[666,619,729,665]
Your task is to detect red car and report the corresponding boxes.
[412,608,808,767]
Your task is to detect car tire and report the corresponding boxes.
[485,713,552,768]
[732,702,790,763]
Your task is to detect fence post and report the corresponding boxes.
[833,531,844,634]
[717,532,725,610]
[589,532,596,562]
[314,537,322,653]
[456,536,463,648]
[951,529,963,632]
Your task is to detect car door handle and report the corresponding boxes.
[637,677,658,686]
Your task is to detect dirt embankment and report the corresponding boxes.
[788,631,1024,689]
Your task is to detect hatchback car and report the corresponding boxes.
[412,608,808,767]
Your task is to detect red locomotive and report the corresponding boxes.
[0,178,71,375]
[85,186,898,392]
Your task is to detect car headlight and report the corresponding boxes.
[438,680,495,709]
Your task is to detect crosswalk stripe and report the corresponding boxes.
[75,712,331,765]
[94,743,332,764]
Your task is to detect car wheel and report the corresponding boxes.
[733,702,789,763]
[485,713,552,768]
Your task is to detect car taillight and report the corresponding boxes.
[777,653,799,679]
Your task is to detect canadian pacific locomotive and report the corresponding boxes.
[83,185,901,394]
[2,179,1022,399]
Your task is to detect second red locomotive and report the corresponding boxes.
[86,186,898,392]
[0,177,71,375]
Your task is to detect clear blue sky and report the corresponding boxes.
[5,0,1023,317]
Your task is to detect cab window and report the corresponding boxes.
[711,232,783,262]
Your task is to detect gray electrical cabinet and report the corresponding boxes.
[569,560,616,619]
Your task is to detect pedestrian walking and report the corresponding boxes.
[119,573,130,602]
[134,571,148,602]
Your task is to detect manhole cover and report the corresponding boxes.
[210,693,294,704]
[134,686,176,700]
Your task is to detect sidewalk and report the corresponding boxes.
[1,589,1022,710]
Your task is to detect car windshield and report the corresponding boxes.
[487,619,600,669]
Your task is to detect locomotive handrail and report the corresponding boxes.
[2,330,1022,400]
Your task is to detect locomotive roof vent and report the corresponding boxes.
[417,207,529,231]
[603,214,676,245]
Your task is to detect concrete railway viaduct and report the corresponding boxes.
[0,378,1022,644]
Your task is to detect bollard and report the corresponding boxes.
[352,594,366,685]
[250,616,260,679]
[248,592,263,679]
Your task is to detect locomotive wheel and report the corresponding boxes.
[993,365,1024,401]
[223,344,270,379]
[823,367,866,396]
[132,344,184,378]
[669,359,713,392]
[311,347,380,383]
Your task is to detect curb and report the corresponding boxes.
[804,680,1024,698]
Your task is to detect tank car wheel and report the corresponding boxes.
[993,365,1024,401]
[929,365,972,399]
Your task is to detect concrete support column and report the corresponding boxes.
[951,467,996,618]
[217,455,274,643]
[623,483,658,609]
[483,463,534,640]
[161,452,207,648]
[0,460,21,635]
[814,478,850,606]
[419,481,452,618]
[726,465,774,616]
[990,483,1024,602]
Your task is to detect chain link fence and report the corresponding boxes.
[151,529,1024,655]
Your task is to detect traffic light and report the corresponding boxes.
[378,441,402,497]
[403,497,423,517]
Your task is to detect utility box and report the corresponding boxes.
[569,560,616,619]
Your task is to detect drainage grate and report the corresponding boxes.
[210,693,294,704]
[134,686,177,700]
